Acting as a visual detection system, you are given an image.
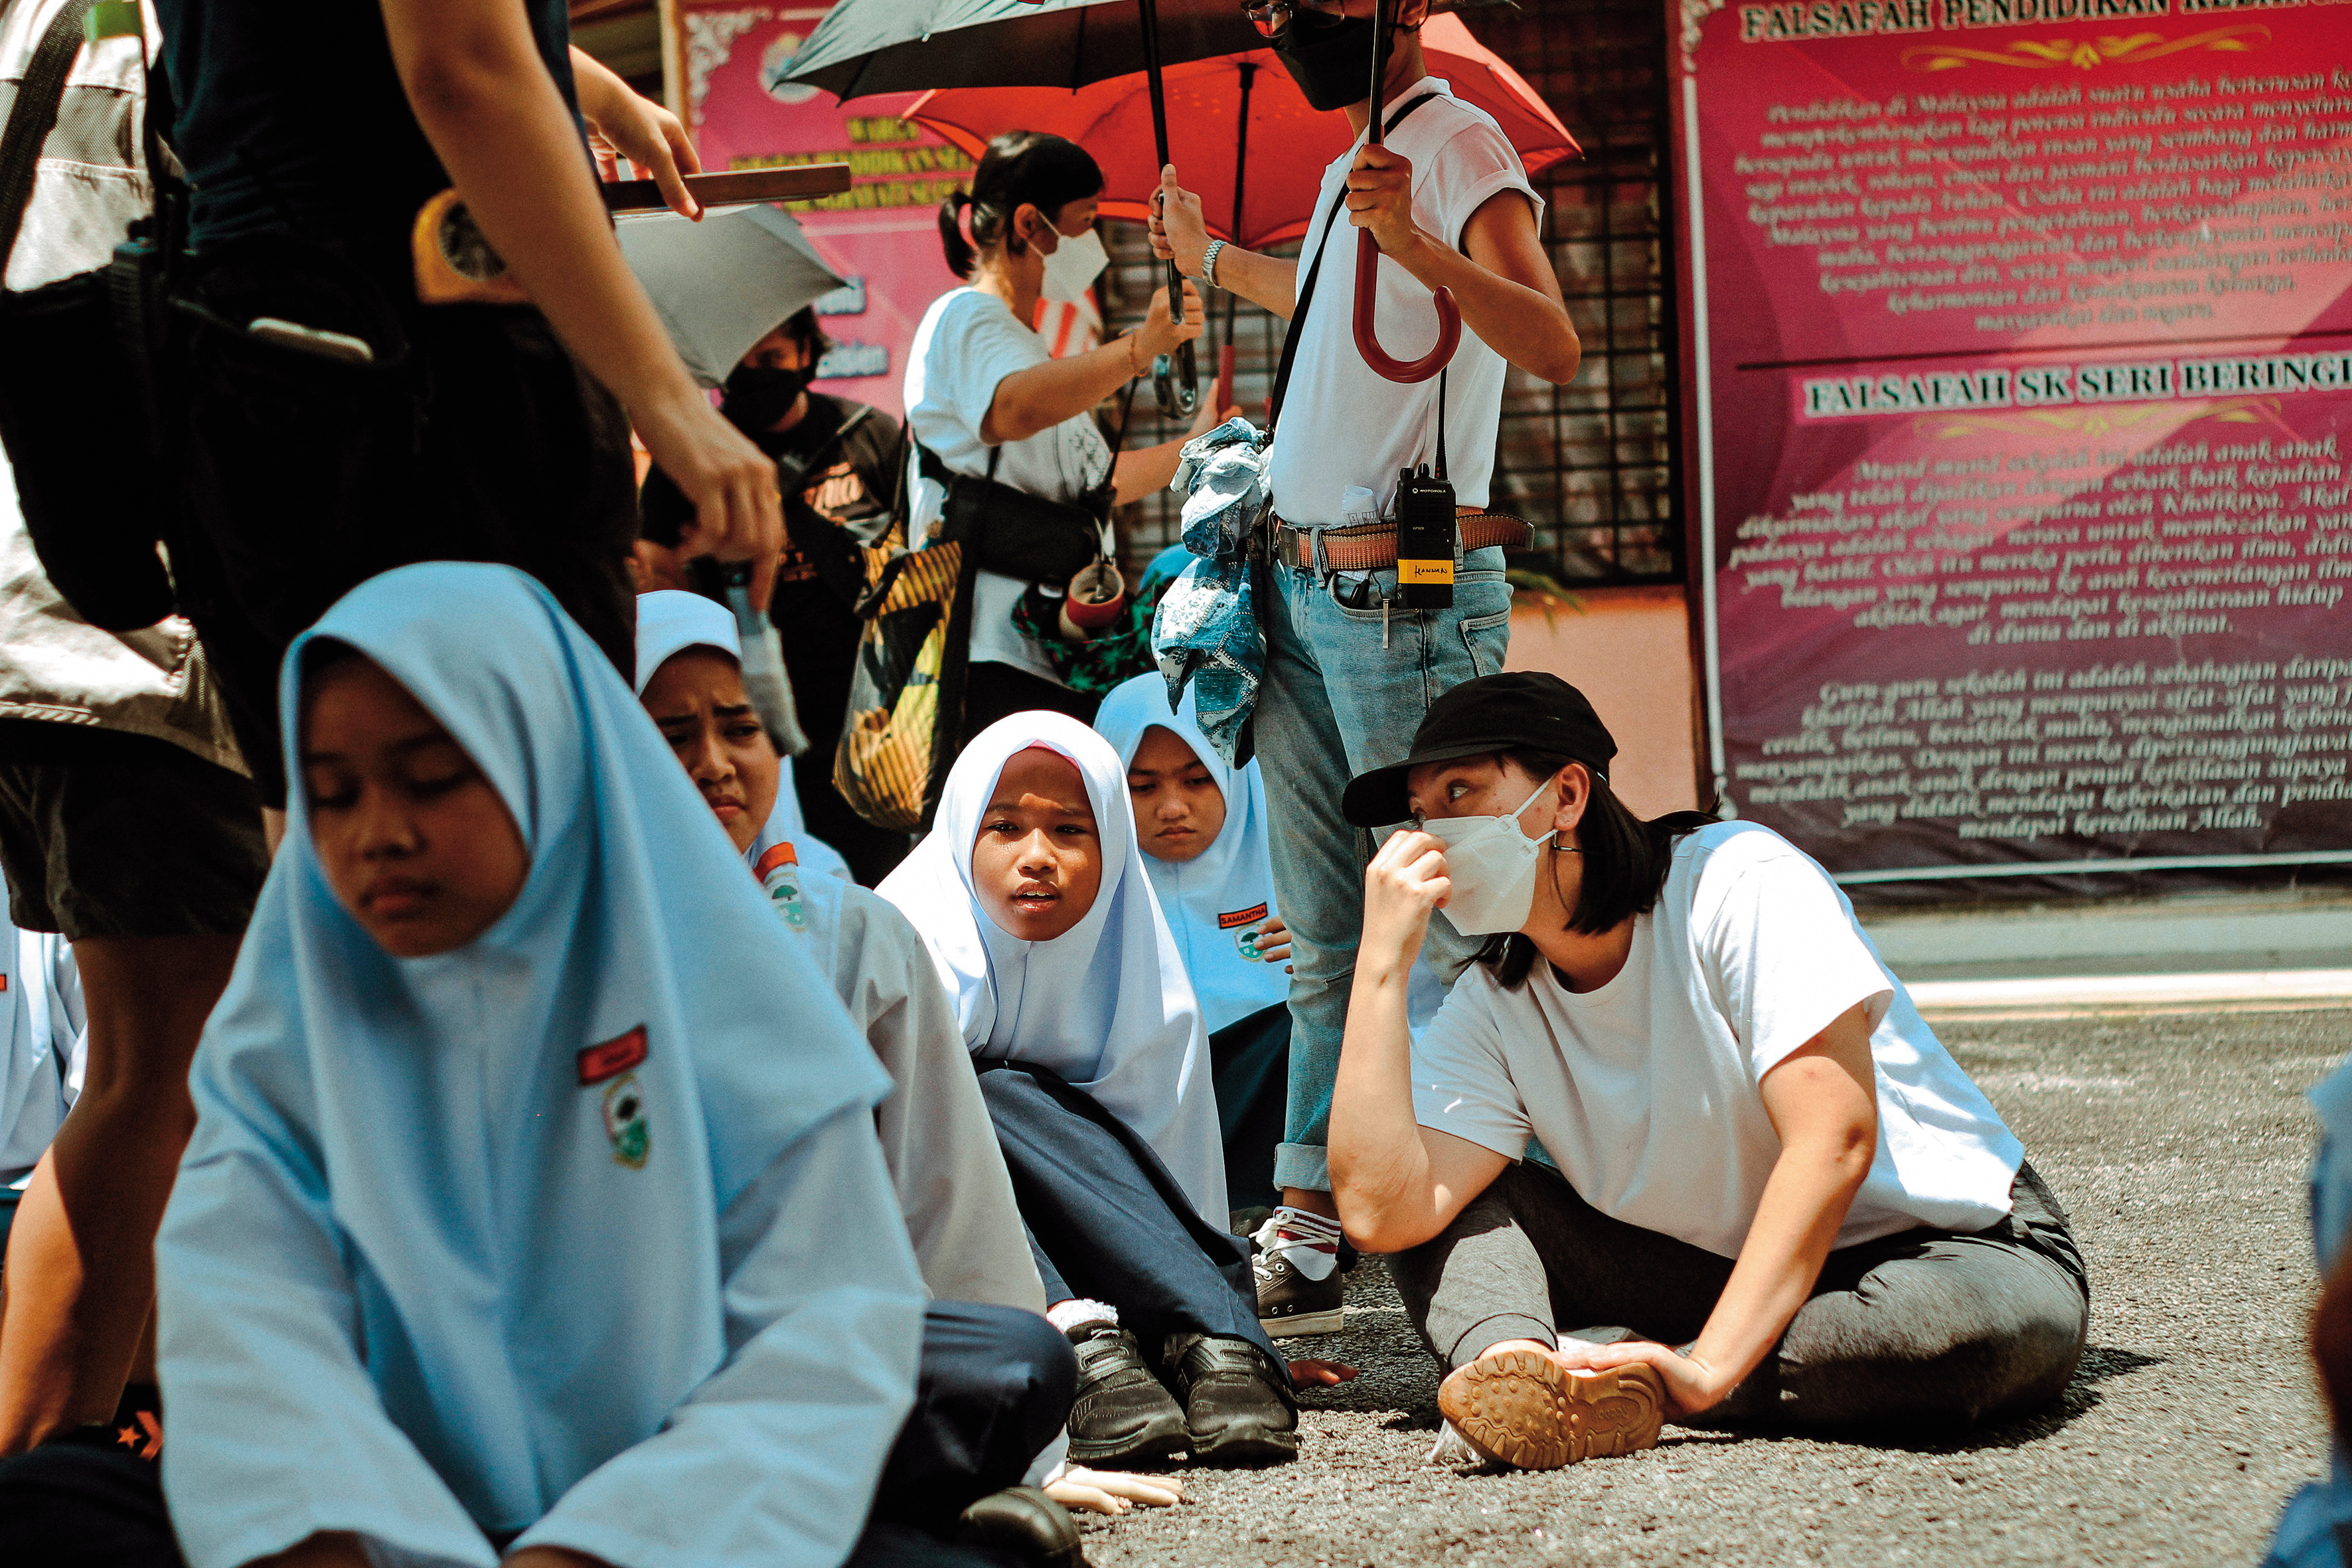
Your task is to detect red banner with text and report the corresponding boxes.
[1674,0,2352,889]
[671,1,974,415]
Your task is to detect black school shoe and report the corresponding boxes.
[1165,1334,1298,1466]
[1254,1243,1346,1338]
[1065,1322,1188,1465]
[956,1485,1088,1568]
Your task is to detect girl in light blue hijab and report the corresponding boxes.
[125,564,1058,1568]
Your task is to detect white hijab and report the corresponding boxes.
[1093,674,1288,1036]
[634,590,851,884]
[879,713,1225,1223]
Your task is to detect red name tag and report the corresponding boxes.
[577,1026,648,1085]
[1218,902,1269,931]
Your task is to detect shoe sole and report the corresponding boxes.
[1259,1306,1346,1338]
[1188,1423,1300,1466]
[1435,1352,1666,1470]
[1066,1411,1190,1468]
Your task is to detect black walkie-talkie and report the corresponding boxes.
[1395,465,1455,609]
[1394,369,1456,609]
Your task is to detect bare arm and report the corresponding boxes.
[1328,826,1512,1254]
[1577,1005,1879,1417]
[1150,167,1298,320]
[568,45,700,218]
[380,0,782,602]
[1348,151,1580,385]
[982,283,1203,445]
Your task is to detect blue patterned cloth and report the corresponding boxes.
[1153,420,1271,767]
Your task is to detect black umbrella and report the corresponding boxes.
[779,0,1263,98]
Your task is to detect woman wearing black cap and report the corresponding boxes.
[1325,672,2088,1468]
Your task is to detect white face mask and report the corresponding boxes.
[1422,778,1557,937]
[1038,224,1109,303]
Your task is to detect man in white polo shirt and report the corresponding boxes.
[1152,0,1579,1336]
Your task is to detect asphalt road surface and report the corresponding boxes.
[1078,1004,2344,1567]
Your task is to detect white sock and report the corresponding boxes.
[1046,1298,1119,1335]
[1266,1206,1343,1282]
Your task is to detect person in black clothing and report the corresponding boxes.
[639,308,911,886]
[149,0,784,810]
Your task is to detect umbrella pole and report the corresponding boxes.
[1225,60,1253,353]
[1138,0,1197,416]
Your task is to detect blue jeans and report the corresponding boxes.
[1255,547,1512,1194]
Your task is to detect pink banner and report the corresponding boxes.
[1674,0,2352,884]
[674,2,975,414]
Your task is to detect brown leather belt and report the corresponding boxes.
[1273,513,1533,573]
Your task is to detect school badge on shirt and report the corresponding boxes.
[1221,903,1270,962]
[578,1026,651,1169]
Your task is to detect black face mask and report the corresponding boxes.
[721,362,810,433]
[1273,15,1378,114]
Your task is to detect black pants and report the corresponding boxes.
[1212,1004,1290,1215]
[1391,1160,2090,1433]
[171,242,639,805]
[0,1302,1071,1568]
[977,1061,1277,1363]
[959,661,1098,750]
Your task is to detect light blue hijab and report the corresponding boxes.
[168,564,890,1536]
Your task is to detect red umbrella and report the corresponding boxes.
[904,15,1577,252]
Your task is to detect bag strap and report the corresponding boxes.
[1265,87,1444,439]
[0,0,99,279]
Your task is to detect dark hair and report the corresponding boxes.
[937,131,1105,279]
[1479,747,1719,988]
[779,305,832,364]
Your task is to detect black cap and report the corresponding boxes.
[1340,672,1617,826]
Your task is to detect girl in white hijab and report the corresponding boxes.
[635,589,1040,1311]
[1094,674,1291,1214]
[882,714,1296,1470]
[635,588,854,886]
[114,565,1074,1568]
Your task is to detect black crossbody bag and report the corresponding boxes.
[0,0,182,630]
[915,439,1107,589]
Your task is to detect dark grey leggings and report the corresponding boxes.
[1389,1160,2089,1433]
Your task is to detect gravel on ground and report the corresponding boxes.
[1077,1005,2345,1567]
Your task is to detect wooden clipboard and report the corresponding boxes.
[601,164,854,214]
[412,165,857,305]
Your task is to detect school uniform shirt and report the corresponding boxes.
[1093,674,1288,1036]
[0,912,84,1191]
[904,288,1112,686]
[1265,80,1541,525]
[1411,821,2022,1259]
[156,564,921,1568]
[771,862,1046,1314]
[880,713,1227,1225]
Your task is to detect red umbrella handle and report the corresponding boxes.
[1354,230,1458,383]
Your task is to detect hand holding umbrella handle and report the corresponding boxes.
[1354,229,1457,384]
[1154,254,1198,417]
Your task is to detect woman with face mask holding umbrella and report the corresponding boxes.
[909,132,1232,745]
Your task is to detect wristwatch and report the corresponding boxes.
[1202,239,1225,290]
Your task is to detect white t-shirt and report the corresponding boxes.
[1265,80,1541,526]
[905,287,1113,684]
[1411,822,2021,1259]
